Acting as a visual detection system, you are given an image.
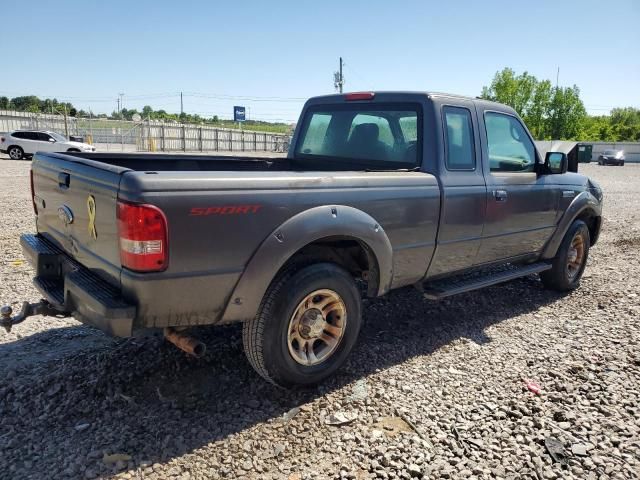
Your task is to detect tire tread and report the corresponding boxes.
[242,267,297,385]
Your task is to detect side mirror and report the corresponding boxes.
[545,152,568,174]
[48,138,55,142]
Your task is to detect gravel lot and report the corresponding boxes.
[0,159,638,480]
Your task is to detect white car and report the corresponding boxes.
[0,130,96,160]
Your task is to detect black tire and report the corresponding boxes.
[243,263,362,388]
[67,148,81,153]
[7,145,24,160]
[620,161,624,166]
[540,220,590,292]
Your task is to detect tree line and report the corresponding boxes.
[481,68,639,142]
[0,96,291,133]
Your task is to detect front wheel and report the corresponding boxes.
[540,220,590,291]
[243,263,362,388]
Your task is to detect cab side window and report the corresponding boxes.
[444,106,475,170]
[485,112,535,173]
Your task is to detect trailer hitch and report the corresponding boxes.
[0,300,68,333]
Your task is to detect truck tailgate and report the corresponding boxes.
[31,153,128,286]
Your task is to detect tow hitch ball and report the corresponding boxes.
[0,300,66,333]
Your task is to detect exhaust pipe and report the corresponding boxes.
[164,328,206,358]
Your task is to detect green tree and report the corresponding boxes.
[481,68,538,118]
[547,85,586,140]
[482,68,587,140]
[0,96,10,109]
[609,107,640,141]
[579,116,616,141]
[525,80,552,139]
[11,95,41,112]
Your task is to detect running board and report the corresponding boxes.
[421,262,552,300]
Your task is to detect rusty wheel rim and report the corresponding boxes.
[566,233,585,280]
[287,289,347,366]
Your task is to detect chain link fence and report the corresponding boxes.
[0,110,291,153]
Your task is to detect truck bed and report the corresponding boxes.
[29,151,440,334]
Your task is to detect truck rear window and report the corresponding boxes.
[294,104,420,169]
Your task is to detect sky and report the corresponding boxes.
[1,0,638,123]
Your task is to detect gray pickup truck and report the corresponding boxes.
[2,91,603,387]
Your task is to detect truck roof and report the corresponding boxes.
[305,91,516,113]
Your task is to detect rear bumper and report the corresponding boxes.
[20,234,136,337]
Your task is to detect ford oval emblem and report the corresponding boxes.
[58,205,74,226]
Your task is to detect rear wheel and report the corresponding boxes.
[243,263,362,388]
[540,220,590,292]
[8,146,24,160]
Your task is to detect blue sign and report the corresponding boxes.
[234,106,246,122]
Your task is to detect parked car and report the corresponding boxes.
[598,149,625,166]
[0,130,96,160]
[1,91,603,388]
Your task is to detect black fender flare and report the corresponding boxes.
[541,191,602,259]
[221,205,393,323]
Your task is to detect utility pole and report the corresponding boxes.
[180,92,184,118]
[63,104,69,139]
[118,93,125,152]
[118,93,125,119]
[334,57,344,93]
[556,67,560,90]
[88,109,93,144]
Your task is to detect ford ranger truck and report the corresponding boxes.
[1,92,603,387]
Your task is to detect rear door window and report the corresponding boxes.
[443,106,475,170]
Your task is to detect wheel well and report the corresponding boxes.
[282,236,380,297]
[67,148,80,152]
[577,210,600,246]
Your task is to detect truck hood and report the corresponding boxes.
[553,172,590,186]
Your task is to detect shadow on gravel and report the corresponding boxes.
[0,275,561,478]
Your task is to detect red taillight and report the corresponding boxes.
[345,92,375,101]
[30,168,37,215]
[1,137,5,142]
[117,201,168,272]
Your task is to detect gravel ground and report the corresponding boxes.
[0,159,638,480]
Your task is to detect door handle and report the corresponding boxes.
[493,190,508,202]
[58,172,70,189]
